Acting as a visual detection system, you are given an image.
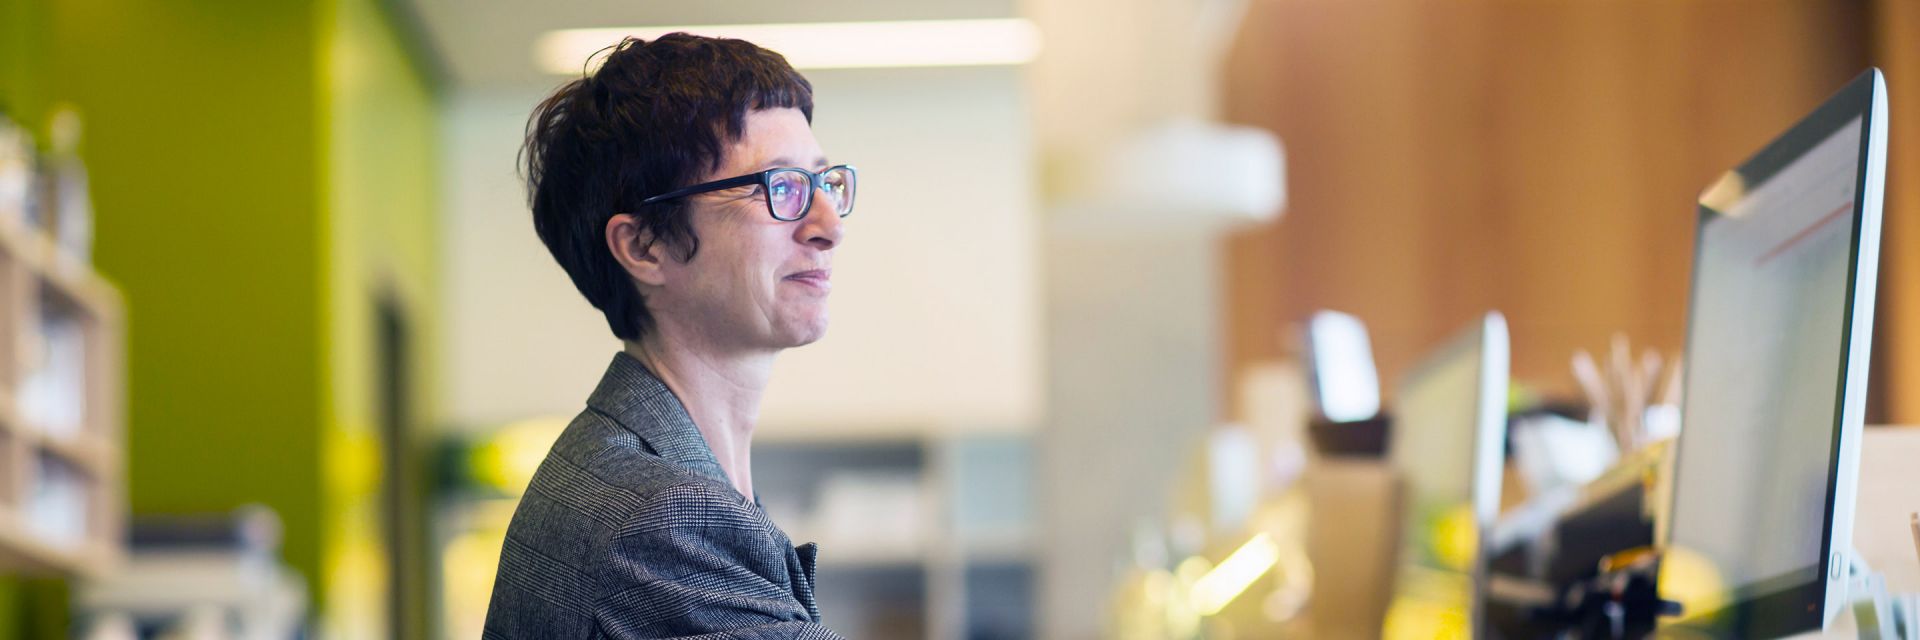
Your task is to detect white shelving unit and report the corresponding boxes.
[755,432,1036,640]
[0,215,124,578]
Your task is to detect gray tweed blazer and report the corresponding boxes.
[482,353,843,639]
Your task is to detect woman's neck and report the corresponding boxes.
[624,333,772,500]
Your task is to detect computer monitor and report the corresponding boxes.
[1658,68,1888,637]
[1381,312,1510,640]
[1305,309,1382,423]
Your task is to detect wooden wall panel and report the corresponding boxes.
[1222,0,1870,409]
[1872,0,1920,424]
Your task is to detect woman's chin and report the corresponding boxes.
[772,313,830,348]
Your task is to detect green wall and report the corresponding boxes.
[0,0,440,636]
[320,0,442,635]
[0,0,324,633]
[0,1,60,633]
[64,0,327,583]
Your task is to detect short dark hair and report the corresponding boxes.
[521,34,814,341]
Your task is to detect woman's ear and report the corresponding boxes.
[606,213,668,287]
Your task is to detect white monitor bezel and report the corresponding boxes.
[1658,68,1887,636]
[1382,312,1509,638]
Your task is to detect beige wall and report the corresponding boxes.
[439,69,1042,436]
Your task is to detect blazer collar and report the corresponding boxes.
[586,351,732,488]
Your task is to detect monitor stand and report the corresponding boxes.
[1842,553,1915,639]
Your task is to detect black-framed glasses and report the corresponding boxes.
[639,165,857,222]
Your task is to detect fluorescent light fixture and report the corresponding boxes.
[1189,533,1280,616]
[537,19,1041,74]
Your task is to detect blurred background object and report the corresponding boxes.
[3,0,1920,638]
[75,507,305,640]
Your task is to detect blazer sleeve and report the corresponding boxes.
[593,482,846,640]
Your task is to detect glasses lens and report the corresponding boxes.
[767,170,811,220]
[822,167,855,216]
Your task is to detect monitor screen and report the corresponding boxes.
[1660,69,1886,637]
[1307,310,1382,423]
[1382,314,1508,640]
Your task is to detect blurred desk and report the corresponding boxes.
[1301,458,1401,639]
[1295,428,1920,638]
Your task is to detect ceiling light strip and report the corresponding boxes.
[537,19,1042,74]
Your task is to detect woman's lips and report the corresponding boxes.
[784,269,832,292]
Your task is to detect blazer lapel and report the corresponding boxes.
[587,352,823,621]
[790,541,822,622]
[584,352,732,487]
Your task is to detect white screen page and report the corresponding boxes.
[1668,115,1863,597]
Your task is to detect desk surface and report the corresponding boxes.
[1853,427,1920,591]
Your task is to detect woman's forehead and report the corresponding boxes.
[719,108,825,173]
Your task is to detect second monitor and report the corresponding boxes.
[1381,312,1511,640]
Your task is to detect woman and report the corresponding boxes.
[483,33,853,639]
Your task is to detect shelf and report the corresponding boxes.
[955,530,1034,565]
[0,218,117,317]
[815,545,928,571]
[0,212,124,578]
[755,421,1035,445]
[0,217,33,261]
[0,506,109,577]
[752,432,1036,640]
[19,428,113,473]
[754,426,934,446]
